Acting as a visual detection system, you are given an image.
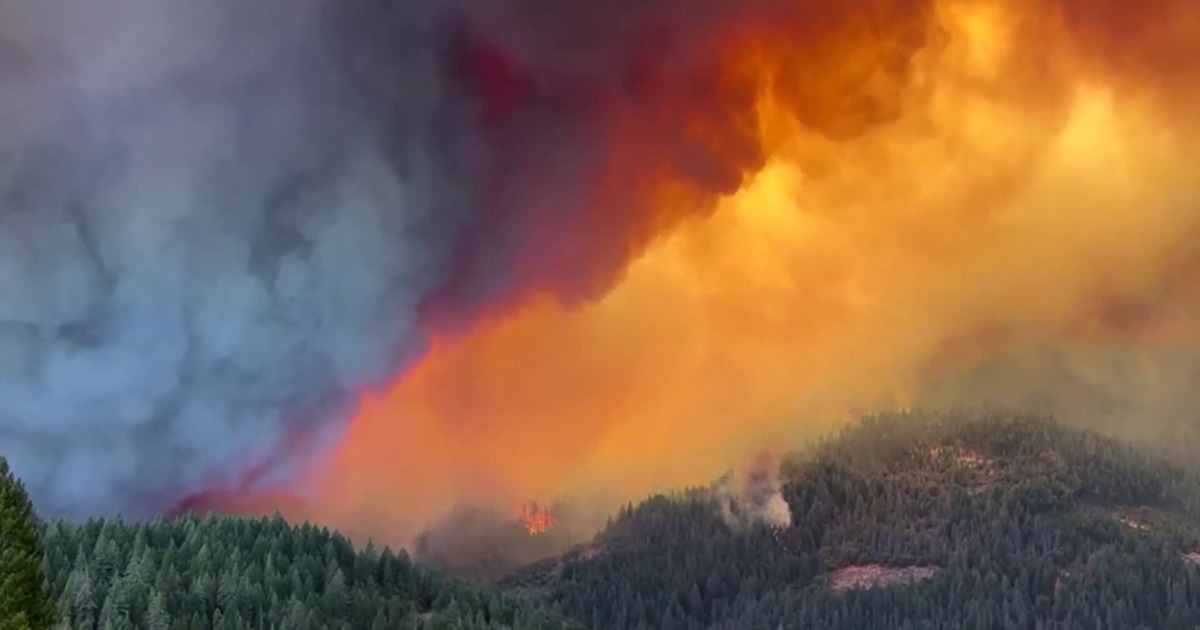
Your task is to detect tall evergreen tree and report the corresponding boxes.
[0,457,55,629]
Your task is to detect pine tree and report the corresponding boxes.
[145,589,172,630]
[0,457,55,630]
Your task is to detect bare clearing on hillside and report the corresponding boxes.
[829,564,938,592]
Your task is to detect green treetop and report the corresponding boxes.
[0,457,54,630]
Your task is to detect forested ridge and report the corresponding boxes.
[500,410,1200,629]
[10,409,1200,629]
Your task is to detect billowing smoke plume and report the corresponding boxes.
[301,0,1200,546]
[714,452,792,530]
[3,0,1200,541]
[0,0,479,518]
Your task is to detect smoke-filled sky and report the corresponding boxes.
[2,0,1199,544]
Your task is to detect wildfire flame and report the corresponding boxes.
[517,502,557,536]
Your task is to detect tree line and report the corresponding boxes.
[0,455,579,630]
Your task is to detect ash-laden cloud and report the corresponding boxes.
[0,0,940,521]
[3,0,1200,534]
[0,0,846,521]
[0,0,478,518]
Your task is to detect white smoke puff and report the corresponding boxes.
[0,0,469,519]
[713,451,792,530]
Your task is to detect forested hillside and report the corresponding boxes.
[19,409,1200,630]
[38,513,581,630]
[501,410,1200,630]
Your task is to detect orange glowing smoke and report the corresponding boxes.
[269,0,1200,544]
[517,502,557,536]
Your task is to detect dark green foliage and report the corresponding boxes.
[39,512,580,630]
[0,457,55,630]
[16,409,1200,629]
[502,409,1200,629]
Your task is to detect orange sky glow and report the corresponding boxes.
[229,0,1200,546]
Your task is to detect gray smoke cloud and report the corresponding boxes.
[0,0,831,523]
[0,0,473,519]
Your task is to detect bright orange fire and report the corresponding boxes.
[517,502,557,536]
[254,0,1200,545]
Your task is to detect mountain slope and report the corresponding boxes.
[500,409,1200,630]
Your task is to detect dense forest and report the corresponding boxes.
[501,409,1200,629]
[36,514,580,629]
[8,408,1200,629]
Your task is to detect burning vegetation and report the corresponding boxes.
[412,500,579,583]
[518,501,558,536]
